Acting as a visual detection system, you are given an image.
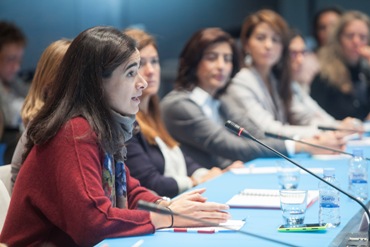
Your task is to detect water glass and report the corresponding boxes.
[280,190,307,227]
[276,161,300,189]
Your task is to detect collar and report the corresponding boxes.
[189,86,221,123]
[189,86,220,109]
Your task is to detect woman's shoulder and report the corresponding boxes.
[161,90,191,108]
[231,67,258,86]
[59,117,95,139]
[233,67,255,79]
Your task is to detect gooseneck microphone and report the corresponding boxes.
[225,120,370,244]
[264,131,370,161]
[137,200,300,247]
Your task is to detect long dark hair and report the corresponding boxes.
[240,9,293,123]
[175,27,241,96]
[23,26,137,161]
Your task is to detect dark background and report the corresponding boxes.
[1,0,370,96]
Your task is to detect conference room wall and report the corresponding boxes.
[1,0,370,96]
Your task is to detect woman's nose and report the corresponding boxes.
[137,73,148,89]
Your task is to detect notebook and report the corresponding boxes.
[226,189,319,209]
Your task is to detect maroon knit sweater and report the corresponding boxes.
[0,117,160,247]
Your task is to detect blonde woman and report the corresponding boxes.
[10,39,71,189]
[311,11,370,121]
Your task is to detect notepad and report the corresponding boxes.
[157,219,246,233]
[226,189,319,209]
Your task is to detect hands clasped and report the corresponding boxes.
[152,188,230,229]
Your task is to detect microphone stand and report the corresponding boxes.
[137,200,300,247]
[264,132,370,161]
[226,120,370,246]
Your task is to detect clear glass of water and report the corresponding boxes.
[276,161,300,189]
[280,190,307,227]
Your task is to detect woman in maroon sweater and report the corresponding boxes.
[0,26,229,247]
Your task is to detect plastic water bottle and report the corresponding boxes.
[319,168,340,228]
[348,150,368,201]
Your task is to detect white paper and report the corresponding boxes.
[157,219,246,232]
[230,166,323,175]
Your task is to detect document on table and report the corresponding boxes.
[311,154,350,160]
[157,220,246,233]
[226,189,319,209]
[230,166,323,175]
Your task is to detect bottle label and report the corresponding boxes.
[350,172,367,183]
[320,196,339,208]
[350,179,367,184]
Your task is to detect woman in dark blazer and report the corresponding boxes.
[124,29,226,198]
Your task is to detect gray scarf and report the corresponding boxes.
[111,110,136,158]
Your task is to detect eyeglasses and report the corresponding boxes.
[289,50,308,58]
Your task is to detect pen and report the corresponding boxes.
[318,126,361,132]
[160,228,232,233]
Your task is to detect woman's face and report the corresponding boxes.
[317,11,341,47]
[244,22,283,70]
[340,19,369,64]
[103,49,147,115]
[196,41,233,96]
[289,36,306,79]
[139,44,160,99]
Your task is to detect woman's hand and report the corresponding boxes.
[339,117,364,134]
[150,188,230,229]
[223,160,245,172]
[193,167,223,186]
[358,46,370,64]
[301,131,345,155]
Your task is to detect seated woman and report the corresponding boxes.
[160,27,341,169]
[312,6,343,51]
[124,29,224,198]
[10,39,71,190]
[289,30,337,126]
[311,10,370,121]
[0,26,229,246]
[223,9,358,139]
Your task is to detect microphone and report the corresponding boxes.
[137,200,300,247]
[264,131,370,161]
[318,126,361,132]
[225,120,370,245]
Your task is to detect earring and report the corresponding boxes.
[244,53,252,66]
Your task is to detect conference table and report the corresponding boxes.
[96,146,370,247]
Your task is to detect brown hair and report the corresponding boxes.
[124,28,177,148]
[318,10,370,93]
[312,6,343,46]
[24,26,137,162]
[240,9,293,123]
[175,27,241,95]
[21,39,71,126]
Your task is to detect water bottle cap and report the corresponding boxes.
[353,149,364,157]
[323,168,335,177]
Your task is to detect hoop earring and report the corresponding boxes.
[244,53,252,66]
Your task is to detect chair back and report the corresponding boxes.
[0,165,11,196]
[0,179,10,233]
